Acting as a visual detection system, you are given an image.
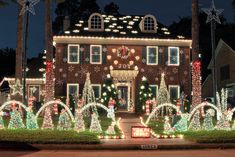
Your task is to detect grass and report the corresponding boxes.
[0,129,100,144]
[183,130,235,143]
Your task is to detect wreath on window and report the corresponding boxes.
[117,46,130,59]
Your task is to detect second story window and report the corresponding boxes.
[147,46,158,65]
[88,13,104,31]
[68,44,79,64]
[90,45,102,64]
[168,47,179,66]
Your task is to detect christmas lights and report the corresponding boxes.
[106,121,116,135]
[188,110,201,131]
[202,109,215,131]
[8,107,25,129]
[89,113,102,133]
[26,107,39,130]
[0,112,4,129]
[163,116,174,134]
[192,60,202,108]
[173,114,188,132]
[74,109,85,132]
[57,109,71,130]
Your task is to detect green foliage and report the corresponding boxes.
[0,129,100,144]
[138,77,152,113]
[184,130,235,143]
[100,75,118,106]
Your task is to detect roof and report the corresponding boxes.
[208,39,235,69]
[58,14,188,40]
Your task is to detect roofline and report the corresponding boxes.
[208,39,235,69]
[53,36,192,47]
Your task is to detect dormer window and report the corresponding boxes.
[88,13,104,31]
[141,15,157,33]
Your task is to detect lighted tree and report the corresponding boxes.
[106,121,116,135]
[26,107,39,130]
[192,60,201,109]
[138,76,152,113]
[202,109,214,131]
[8,108,25,129]
[188,110,201,131]
[42,61,54,129]
[173,114,188,132]
[89,113,102,133]
[100,74,118,106]
[41,107,54,129]
[215,116,231,131]
[157,73,171,116]
[57,109,71,130]
[0,113,4,129]
[74,109,85,132]
[82,73,97,116]
[163,116,174,134]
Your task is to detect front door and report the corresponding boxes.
[117,86,128,110]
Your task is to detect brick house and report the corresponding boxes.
[53,13,192,112]
[202,39,235,101]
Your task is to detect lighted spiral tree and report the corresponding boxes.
[192,60,201,109]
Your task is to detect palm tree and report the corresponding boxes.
[191,0,201,108]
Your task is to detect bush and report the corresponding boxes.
[0,129,100,144]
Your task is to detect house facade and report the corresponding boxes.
[53,13,192,111]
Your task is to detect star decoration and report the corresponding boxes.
[202,0,224,24]
[9,79,23,96]
[17,0,40,15]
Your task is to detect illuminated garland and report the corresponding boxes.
[192,60,201,108]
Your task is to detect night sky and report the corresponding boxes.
[0,0,233,58]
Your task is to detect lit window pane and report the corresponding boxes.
[69,46,79,63]
[169,48,179,65]
[91,46,101,63]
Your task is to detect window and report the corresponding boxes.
[28,85,40,101]
[150,85,158,99]
[169,85,180,100]
[68,44,79,63]
[147,46,158,65]
[168,47,179,66]
[88,13,104,31]
[227,88,234,98]
[67,84,79,98]
[92,84,101,99]
[220,65,230,81]
[141,15,157,33]
[90,45,102,64]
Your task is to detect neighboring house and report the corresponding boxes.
[53,13,192,112]
[0,54,46,102]
[202,39,235,102]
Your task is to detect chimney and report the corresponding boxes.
[63,16,70,31]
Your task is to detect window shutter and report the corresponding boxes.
[158,48,162,65]
[85,45,90,63]
[102,45,107,64]
[142,46,147,64]
[164,47,168,65]
[180,53,184,65]
[80,46,84,64]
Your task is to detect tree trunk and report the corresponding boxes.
[14,4,24,101]
[191,0,201,108]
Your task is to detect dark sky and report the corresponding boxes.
[0,0,233,58]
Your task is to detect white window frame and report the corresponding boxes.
[67,84,79,99]
[90,45,102,64]
[68,44,80,64]
[88,13,104,31]
[147,46,158,65]
[28,85,41,101]
[91,84,101,98]
[169,85,180,99]
[150,85,158,98]
[141,14,157,33]
[168,47,180,66]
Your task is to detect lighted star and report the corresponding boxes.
[202,0,223,24]
[9,79,23,96]
[17,0,40,15]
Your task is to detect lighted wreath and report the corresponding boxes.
[117,46,130,59]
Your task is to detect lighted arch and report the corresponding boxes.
[145,103,181,125]
[0,100,28,112]
[231,107,235,114]
[36,100,75,122]
[188,102,222,121]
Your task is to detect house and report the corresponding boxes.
[53,13,192,112]
[202,39,235,103]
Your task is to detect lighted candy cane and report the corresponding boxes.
[53,99,59,115]
[145,100,151,115]
[28,97,35,107]
[176,100,181,115]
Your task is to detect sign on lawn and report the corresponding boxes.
[131,126,151,138]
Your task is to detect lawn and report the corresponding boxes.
[0,129,100,144]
